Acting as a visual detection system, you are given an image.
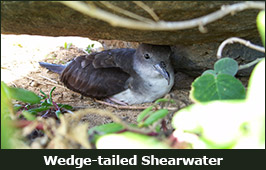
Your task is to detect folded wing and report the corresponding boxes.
[60,49,135,98]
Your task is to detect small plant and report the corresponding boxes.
[64,42,72,49]
[190,57,246,103]
[2,83,73,120]
[85,44,95,53]
[88,98,174,147]
[1,82,74,148]
[1,82,16,149]
[38,87,73,118]
[172,59,265,149]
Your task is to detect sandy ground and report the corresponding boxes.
[1,34,192,130]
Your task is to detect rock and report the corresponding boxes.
[170,39,264,77]
[173,72,195,90]
[98,40,139,50]
[0,1,261,45]
[1,1,264,76]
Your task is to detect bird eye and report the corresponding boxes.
[144,53,150,59]
[160,61,166,68]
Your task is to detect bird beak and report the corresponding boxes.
[153,62,170,85]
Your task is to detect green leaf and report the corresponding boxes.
[155,125,161,133]
[214,58,238,76]
[155,98,175,104]
[49,87,56,102]
[172,100,247,149]
[1,81,15,149]
[57,104,73,110]
[202,70,217,76]
[173,59,265,149]
[8,87,41,104]
[143,109,169,126]
[55,110,61,118]
[28,106,51,114]
[41,100,53,107]
[243,59,265,147]
[13,104,23,111]
[88,123,124,135]
[64,42,68,49]
[67,43,72,49]
[40,89,48,98]
[96,132,169,149]
[88,123,124,143]
[22,111,36,121]
[136,106,154,122]
[191,74,246,103]
[246,59,265,111]
[257,10,265,46]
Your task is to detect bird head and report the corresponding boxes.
[135,44,172,85]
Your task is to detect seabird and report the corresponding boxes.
[39,44,174,105]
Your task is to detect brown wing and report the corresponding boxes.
[92,48,136,72]
[60,53,131,98]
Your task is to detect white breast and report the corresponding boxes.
[112,71,174,105]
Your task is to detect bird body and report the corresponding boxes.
[39,44,174,105]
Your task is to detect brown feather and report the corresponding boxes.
[60,49,135,98]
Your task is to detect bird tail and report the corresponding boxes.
[39,62,65,74]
